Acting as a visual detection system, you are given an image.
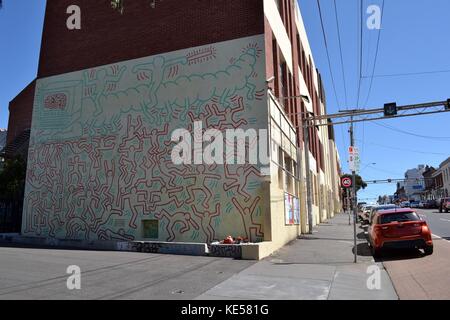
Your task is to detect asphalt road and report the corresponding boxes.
[380,208,450,299]
[417,208,450,239]
[0,246,254,300]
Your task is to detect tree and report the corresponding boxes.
[341,174,367,193]
[0,155,27,200]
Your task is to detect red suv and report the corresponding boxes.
[368,208,433,257]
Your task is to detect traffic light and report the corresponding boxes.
[446,99,450,110]
[384,103,397,117]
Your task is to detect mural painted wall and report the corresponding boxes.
[22,35,270,243]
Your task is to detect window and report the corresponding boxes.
[284,155,294,194]
[142,220,159,238]
[379,212,420,224]
[272,39,279,97]
[278,147,284,189]
[280,61,288,101]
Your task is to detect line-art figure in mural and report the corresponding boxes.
[224,164,263,201]
[92,205,124,235]
[231,196,264,241]
[155,209,200,242]
[207,96,248,130]
[185,164,221,209]
[66,217,91,240]
[67,156,86,187]
[191,203,221,243]
[132,47,258,124]
[97,228,135,241]
[132,56,188,124]
[66,185,85,219]
[83,65,126,116]
[115,186,147,229]
[148,185,184,212]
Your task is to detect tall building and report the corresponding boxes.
[6,0,341,258]
[404,165,426,201]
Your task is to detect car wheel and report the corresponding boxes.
[371,246,382,258]
[424,246,433,255]
[446,208,449,213]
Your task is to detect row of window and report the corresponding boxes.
[271,0,327,174]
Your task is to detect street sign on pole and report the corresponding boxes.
[348,147,360,172]
[341,177,353,188]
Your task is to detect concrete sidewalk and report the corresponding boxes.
[196,213,398,300]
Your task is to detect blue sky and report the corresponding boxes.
[298,0,450,202]
[0,0,46,127]
[1,0,449,202]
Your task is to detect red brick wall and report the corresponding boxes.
[38,0,265,78]
[6,80,36,145]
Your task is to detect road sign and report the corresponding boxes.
[348,147,360,172]
[341,177,352,188]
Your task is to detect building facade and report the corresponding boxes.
[403,165,426,201]
[438,157,450,198]
[7,0,341,257]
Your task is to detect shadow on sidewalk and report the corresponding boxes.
[352,242,373,257]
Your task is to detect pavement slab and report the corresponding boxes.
[197,214,398,300]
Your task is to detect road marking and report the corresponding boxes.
[439,218,450,222]
[432,234,450,243]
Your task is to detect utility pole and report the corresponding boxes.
[347,188,351,226]
[303,116,314,234]
[349,115,358,263]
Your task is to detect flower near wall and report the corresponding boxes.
[110,0,161,14]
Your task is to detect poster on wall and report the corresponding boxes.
[293,197,300,225]
[284,193,294,225]
[285,193,300,225]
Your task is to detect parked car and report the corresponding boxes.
[418,201,426,208]
[367,208,433,257]
[359,205,374,223]
[400,201,410,208]
[439,197,450,213]
[424,199,438,209]
[410,201,420,208]
[364,204,400,225]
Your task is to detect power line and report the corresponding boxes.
[373,122,450,140]
[333,0,348,108]
[365,164,402,176]
[316,0,341,107]
[362,69,450,78]
[362,0,385,108]
[354,138,448,155]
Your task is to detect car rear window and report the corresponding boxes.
[379,212,420,224]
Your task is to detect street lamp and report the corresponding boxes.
[361,162,377,172]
